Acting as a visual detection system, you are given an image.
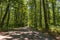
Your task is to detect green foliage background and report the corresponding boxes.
[0,0,60,32]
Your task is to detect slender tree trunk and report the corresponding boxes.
[39,0,42,28]
[42,0,49,31]
[0,6,2,25]
[0,0,10,28]
[52,0,56,26]
[6,9,10,27]
[17,3,20,27]
[33,0,37,30]
[19,0,24,27]
[6,9,10,31]
[46,0,50,25]
[14,8,18,27]
[0,7,1,22]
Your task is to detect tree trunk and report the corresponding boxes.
[52,0,56,26]
[6,8,10,31]
[39,0,42,28]
[33,0,37,30]
[0,0,10,28]
[46,0,50,25]
[0,6,2,26]
[42,0,49,31]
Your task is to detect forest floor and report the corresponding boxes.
[0,27,60,40]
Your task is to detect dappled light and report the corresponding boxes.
[0,0,60,40]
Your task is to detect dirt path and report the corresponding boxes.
[0,27,59,40]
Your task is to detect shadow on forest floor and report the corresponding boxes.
[0,27,60,40]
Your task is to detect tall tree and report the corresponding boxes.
[39,0,42,28]
[0,0,10,28]
[6,8,10,26]
[0,5,2,25]
[52,0,56,26]
[46,0,50,25]
[33,0,37,30]
[42,0,49,31]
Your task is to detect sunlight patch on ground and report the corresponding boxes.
[0,35,12,39]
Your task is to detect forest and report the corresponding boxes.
[0,0,60,40]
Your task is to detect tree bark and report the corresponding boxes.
[42,0,49,31]
[0,0,10,28]
[46,0,50,25]
[52,0,56,26]
[40,0,42,28]
[33,0,37,30]
[6,9,10,27]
